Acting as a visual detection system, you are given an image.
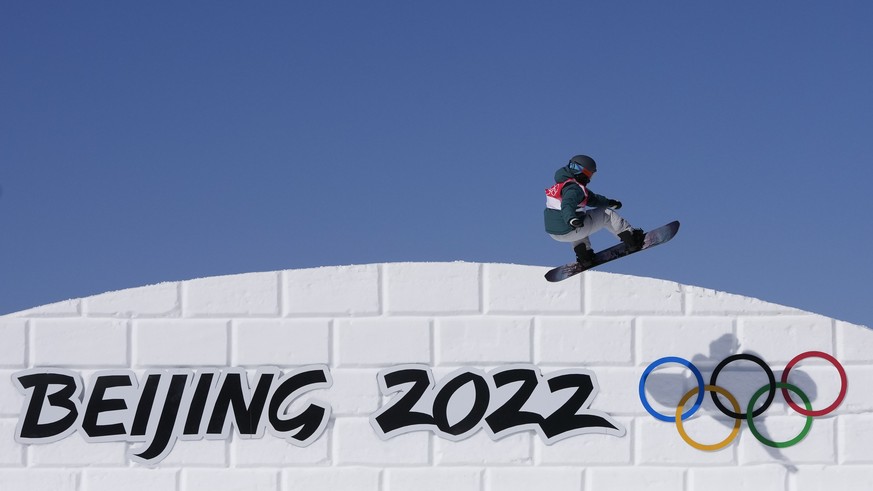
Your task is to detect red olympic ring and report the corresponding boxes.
[780,351,847,417]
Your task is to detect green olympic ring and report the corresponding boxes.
[746,382,813,448]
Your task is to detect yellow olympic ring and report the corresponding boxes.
[674,385,742,451]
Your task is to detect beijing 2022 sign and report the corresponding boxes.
[11,364,623,465]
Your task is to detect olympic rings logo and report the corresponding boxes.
[639,351,847,450]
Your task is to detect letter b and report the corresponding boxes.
[14,370,83,443]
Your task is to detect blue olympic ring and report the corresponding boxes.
[638,356,705,422]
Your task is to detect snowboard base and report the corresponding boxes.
[544,221,680,282]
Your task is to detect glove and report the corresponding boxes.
[607,199,622,209]
[569,217,584,229]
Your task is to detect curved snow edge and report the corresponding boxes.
[1,262,867,331]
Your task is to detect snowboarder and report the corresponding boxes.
[544,155,645,267]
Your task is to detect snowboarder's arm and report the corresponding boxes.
[587,191,622,209]
[586,191,612,208]
[560,184,585,224]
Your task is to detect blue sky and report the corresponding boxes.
[1,2,871,327]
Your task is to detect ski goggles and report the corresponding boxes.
[568,162,595,178]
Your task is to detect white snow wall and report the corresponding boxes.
[1,262,872,491]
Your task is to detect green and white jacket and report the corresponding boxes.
[543,166,613,235]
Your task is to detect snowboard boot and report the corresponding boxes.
[618,228,646,252]
[574,243,596,268]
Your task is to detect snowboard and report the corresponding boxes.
[544,221,680,282]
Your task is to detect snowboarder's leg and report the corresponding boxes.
[549,227,594,265]
[618,229,646,252]
[587,208,645,252]
[573,241,595,266]
[584,207,633,237]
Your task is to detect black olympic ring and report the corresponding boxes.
[709,353,776,419]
